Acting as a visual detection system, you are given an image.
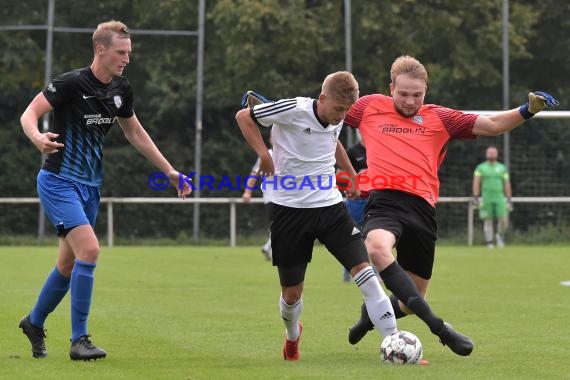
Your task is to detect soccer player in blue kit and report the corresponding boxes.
[19,20,191,360]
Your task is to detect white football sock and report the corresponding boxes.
[262,236,272,253]
[280,295,302,341]
[483,219,494,244]
[497,217,508,235]
[354,266,397,337]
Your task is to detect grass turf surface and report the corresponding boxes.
[1,245,569,379]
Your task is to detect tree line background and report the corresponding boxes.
[1,0,569,243]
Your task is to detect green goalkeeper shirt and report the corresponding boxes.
[474,161,509,199]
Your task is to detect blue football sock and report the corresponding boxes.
[30,266,71,328]
[70,260,96,343]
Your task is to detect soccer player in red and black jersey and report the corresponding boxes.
[345,55,558,355]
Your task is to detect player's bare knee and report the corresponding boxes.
[365,242,395,269]
[349,262,369,277]
[365,235,392,254]
[76,244,101,263]
[400,303,414,315]
[56,259,74,277]
[281,287,302,305]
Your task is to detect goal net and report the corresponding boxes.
[438,111,570,244]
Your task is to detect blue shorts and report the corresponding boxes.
[345,198,367,227]
[37,169,100,236]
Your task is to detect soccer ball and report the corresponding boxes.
[380,331,423,365]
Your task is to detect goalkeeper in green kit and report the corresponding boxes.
[472,146,512,248]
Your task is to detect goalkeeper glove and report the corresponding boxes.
[507,197,513,212]
[471,196,480,209]
[519,91,560,119]
[240,90,272,108]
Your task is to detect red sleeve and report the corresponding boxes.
[344,94,386,129]
[432,105,479,140]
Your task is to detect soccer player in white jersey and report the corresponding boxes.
[235,72,399,361]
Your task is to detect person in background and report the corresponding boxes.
[472,146,512,248]
[243,130,274,261]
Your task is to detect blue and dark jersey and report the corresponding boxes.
[42,67,134,186]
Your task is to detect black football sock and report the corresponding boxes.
[380,262,444,335]
[389,294,408,319]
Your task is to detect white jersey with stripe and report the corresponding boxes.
[250,97,343,208]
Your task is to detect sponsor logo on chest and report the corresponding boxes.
[380,123,426,135]
[84,113,116,126]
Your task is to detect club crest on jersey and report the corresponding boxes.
[412,115,423,125]
[113,95,122,109]
[331,129,339,142]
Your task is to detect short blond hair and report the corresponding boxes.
[390,55,428,84]
[322,71,359,104]
[92,20,130,50]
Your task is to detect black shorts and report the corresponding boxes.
[271,202,369,286]
[362,190,437,279]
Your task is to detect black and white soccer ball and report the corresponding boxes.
[380,331,423,365]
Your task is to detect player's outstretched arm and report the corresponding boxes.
[472,91,559,136]
[117,114,192,198]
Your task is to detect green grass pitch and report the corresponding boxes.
[1,245,569,379]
